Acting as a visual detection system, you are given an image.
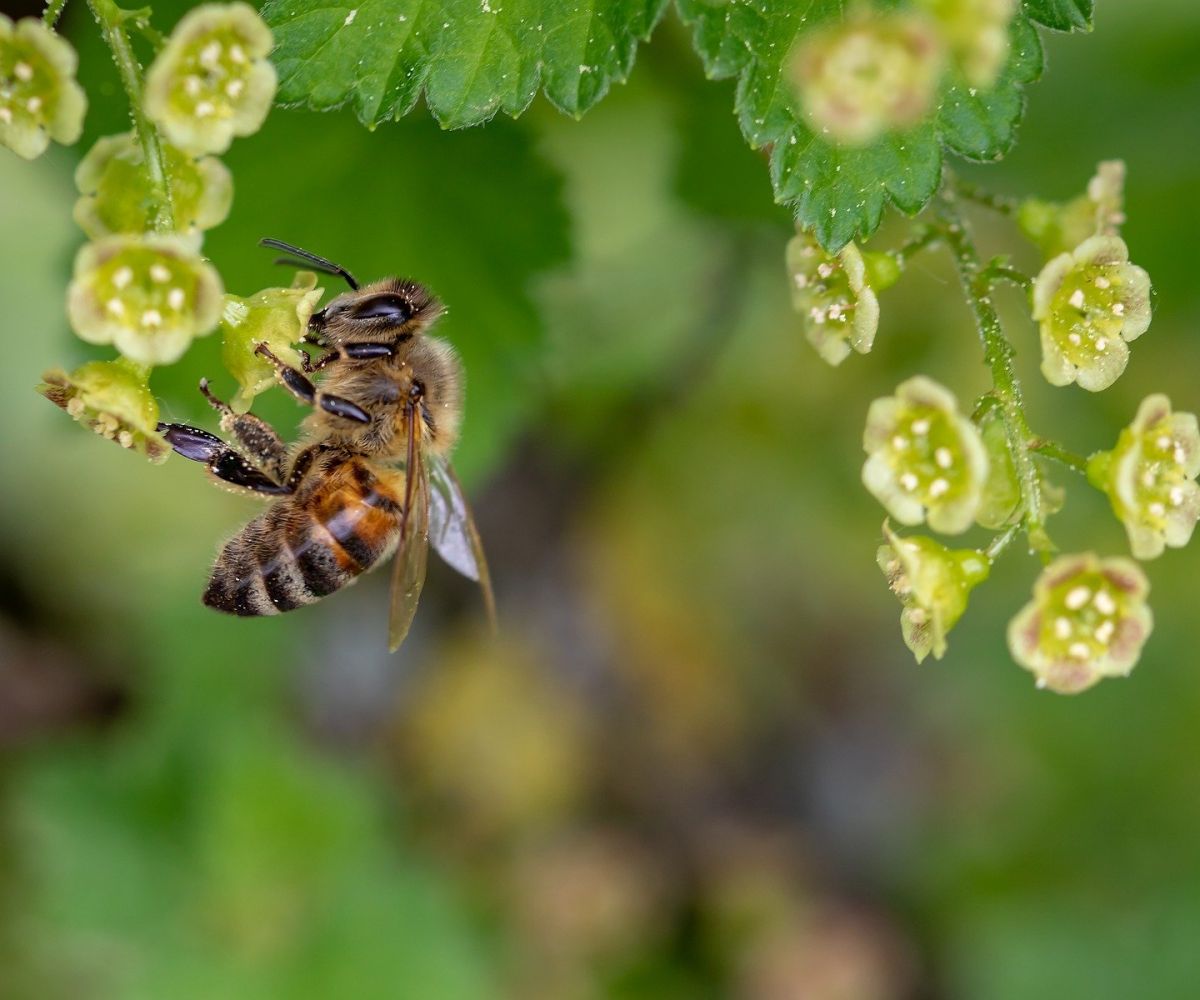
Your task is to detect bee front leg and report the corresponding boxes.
[255,344,371,425]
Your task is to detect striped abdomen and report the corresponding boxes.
[203,457,403,617]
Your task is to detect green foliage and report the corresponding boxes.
[261,0,668,126]
[1023,0,1094,32]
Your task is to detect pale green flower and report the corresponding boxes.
[1088,395,1200,559]
[789,13,945,146]
[0,15,86,159]
[918,0,1016,88]
[67,234,223,366]
[1033,235,1151,392]
[38,358,168,462]
[1008,553,1153,694]
[878,522,989,662]
[862,376,989,533]
[786,229,880,365]
[144,2,276,155]
[74,131,233,241]
[220,272,324,411]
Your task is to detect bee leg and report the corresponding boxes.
[157,422,291,496]
[198,378,290,481]
[301,348,340,374]
[255,344,371,424]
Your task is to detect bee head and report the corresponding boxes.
[308,278,443,347]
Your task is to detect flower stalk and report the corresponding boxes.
[935,183,1051,554]
[86,0,174,231]
[43,0,69,28]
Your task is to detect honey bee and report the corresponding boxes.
[158,239,495,652]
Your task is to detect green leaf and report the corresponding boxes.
[676,2,1048,250]
[261,0,669,129]
[1022,0,1094,33]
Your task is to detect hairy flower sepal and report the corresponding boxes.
[0,15,87,159]
[1087,395,1200,559]
[878,522,989,663]
[67,234,224,366]
[38,358,168,462]
[220,272,324,412]
[1008,554,1153,694]
[863,376,989,533]
[1019,161,1126,260]
[144,2,276,155]
[787,12,944,147]
[74,131,233,242]
[1033,235,1151,392]
[787,230,880,366]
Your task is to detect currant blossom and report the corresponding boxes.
[878,522,989,663]
[1088,395,1200,559]
[862,376,989,533]
[39,358,169,462]
[1019,160,1126,260]
[221,272,324,411]
[0,15,86,159]
[1033,235,1152,392]
[67,234,223,366]
[919,0,1015,88]
[74,131,233,242]
[788,13,945,146]
[144,3,276,155]
[786,230,881,366]
[1008,554,1152,694]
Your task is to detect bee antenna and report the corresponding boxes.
[259,238,359,290]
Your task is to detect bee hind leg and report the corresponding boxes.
[158,422,291,497]
[199,378,290,481]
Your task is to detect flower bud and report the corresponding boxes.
[786,229,880,366]
[74,131,233,242]
[862,376,989,533]
[1019,160,1126,260]
[38,358,168,462]
[220,273,324,411]
[1088,395,1200,559]
[788,13,945,147]
[66,234,223,366]
[0,15,86,159]
[878,522,989,662]
[144,2,276,155]
[1033,235,1151,392]
[1008,553,1153,694]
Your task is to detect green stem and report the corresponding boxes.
[986,523,1021,561]
[952,176,1020,217]
[982,263,1032,291]
[893,226,940,263]
[43,0,69,27]
[1029,439,1090,477]
[935,183,1052,556]
[86,0,174,232]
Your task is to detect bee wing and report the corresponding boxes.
[387,457,429,653]
[427,456,497,632]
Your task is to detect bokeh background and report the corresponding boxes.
[2,1,1200,997]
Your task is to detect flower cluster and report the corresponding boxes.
[878,523,989,662]
[1033,235,1152,392]
[786,229,882,365]
[862,377,989,533]
[1008,554,1152,694]
[788,12,945,146]
[144,2,276,155]
[0,15,86,160]
[1088,395,1200,560]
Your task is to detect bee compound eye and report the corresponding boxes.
[351,295,412,323]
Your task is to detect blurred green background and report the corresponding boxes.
[2,1,1200,997]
